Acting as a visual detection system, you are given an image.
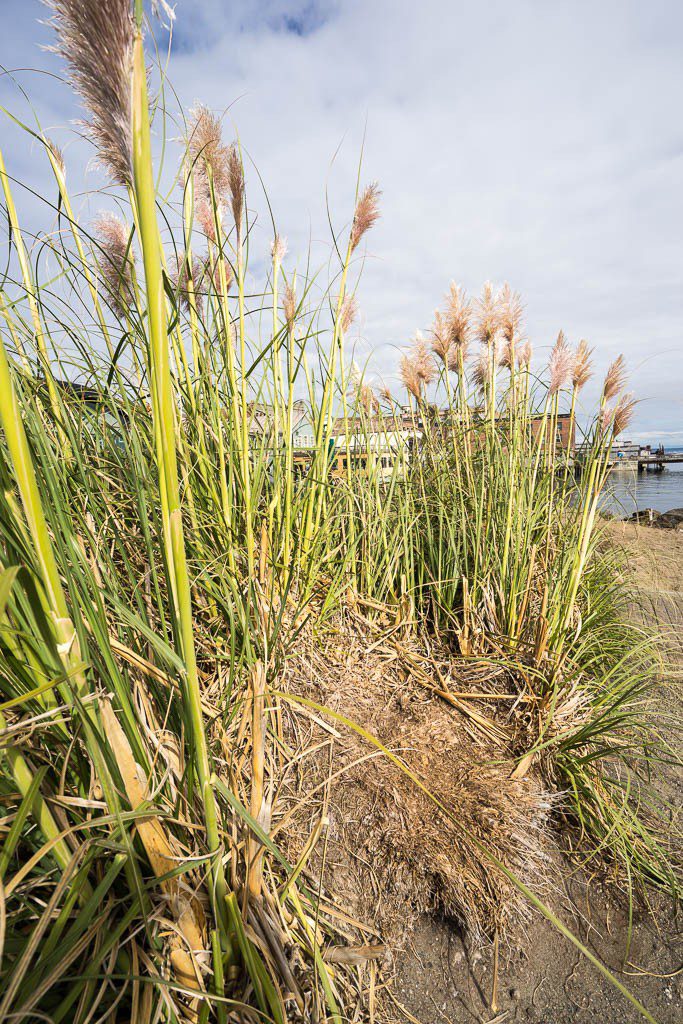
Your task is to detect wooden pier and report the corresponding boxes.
[635,450,683,472]
[606,447,683,472]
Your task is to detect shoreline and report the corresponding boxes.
[617,505,683,530]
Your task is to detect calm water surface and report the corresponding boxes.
[600,448,683,517]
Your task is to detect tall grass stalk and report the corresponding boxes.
[130,25,231,965]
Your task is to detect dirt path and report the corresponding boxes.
[390,523,682,1024]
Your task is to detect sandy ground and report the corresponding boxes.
[390,522,682,1024]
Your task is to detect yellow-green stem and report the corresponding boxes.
[130,32,228,927]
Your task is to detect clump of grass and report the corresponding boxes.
[371,285,680,900]
[0,2,678,1022]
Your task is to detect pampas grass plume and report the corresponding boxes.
[350,182,381,252]
[45,0,134,185]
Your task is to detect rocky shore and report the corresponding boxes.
[625,506,683,529]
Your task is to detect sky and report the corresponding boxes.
[1,0,682,441]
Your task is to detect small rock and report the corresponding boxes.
[653,508,683,530]
[625,507,660,525]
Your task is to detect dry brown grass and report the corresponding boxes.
[278,610,557,948]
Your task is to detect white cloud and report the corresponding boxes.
[2,0,682,436]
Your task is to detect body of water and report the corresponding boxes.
[600,447,683,517]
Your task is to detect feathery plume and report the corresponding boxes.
[475,281,501,347]
[499,339,514,369]
[431,283,471,372]
[602,354,627,403]
[227,143,245,234]
[572,338,593,391]
[188,106,230,195]
[339,294,358,334]
[93,212,136,316]
[361,378,379,412]
[380,385,394,405]
[187,105,230,239]
[430,311,455,370]
[612,392,637,436]
[349,360,378,412]
[350,182,381,252]
[187,110,244,238]
[171,252,206,312]
[497,283,523,369]
[412,331,437,386]
[498,282,523,343]
[194,195,216,241]
[283,281,297,329]
[548,330,573,395]
[359,382,379,413]
[600,404,614,433]
[471,349,490,392]
[517,340,533,368]
[271,234,287,262]
[211,256,234,298]
[45,137,66,177]
[45,0,134,186]
[445,282,471,359]
[400,351,422,401]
